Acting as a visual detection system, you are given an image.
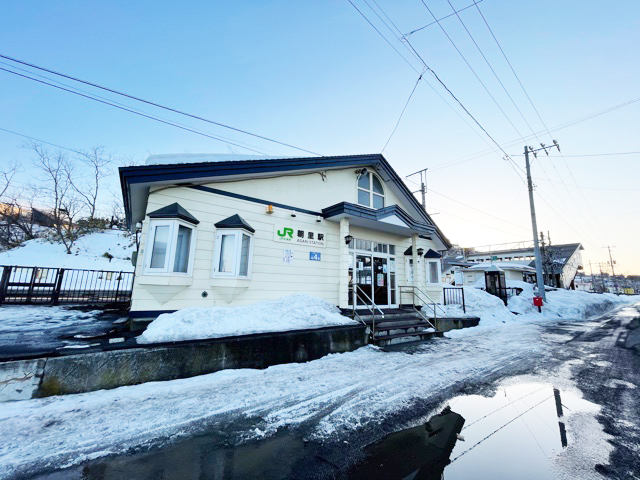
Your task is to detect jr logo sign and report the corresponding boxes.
[277,228,294,238]
[273,224,326,248]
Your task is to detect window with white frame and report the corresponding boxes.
[213,230,253,277]
[357,171,385,209]
[144,220,196,274]
[426,260,441,284]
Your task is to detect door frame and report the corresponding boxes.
[350,250,398,308]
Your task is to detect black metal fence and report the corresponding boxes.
[483,287,523,305]
[0,265,134,306]
[442,287,466,313]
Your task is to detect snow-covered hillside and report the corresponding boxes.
[0,230,135,271]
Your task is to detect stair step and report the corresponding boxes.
[375,321,434,330]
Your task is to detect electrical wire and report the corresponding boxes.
[418,0,528,143]
[404,0,484,38]
[0,60,276,156]
[0,127,85,156]
[382,73,423,151]
[0,52,321,157]
[0,66,271,155]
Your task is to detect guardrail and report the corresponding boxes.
[0,265,134,306]
[442,287,466,313]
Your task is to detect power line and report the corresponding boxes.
[347,0,508,163]
[418,0,528,142]
[382,73,423,151]
[0,127,85,155]
[404,0,485,38]
[0,66,272,155]
[0,52,321,156]
[0,60,276,156]
[446,0,542,142]
[428,187,530,231]
[474,2,553,142]
[428,95,640,172]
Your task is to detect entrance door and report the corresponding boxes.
[373,257,388,306]
[355,254,373,305]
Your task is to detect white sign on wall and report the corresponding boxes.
[274,225,326,248]
[283,249,294,264]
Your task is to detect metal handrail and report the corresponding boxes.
[349,282,385,340]
[399,285,445,330]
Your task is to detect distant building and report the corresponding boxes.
[464,243,584,289]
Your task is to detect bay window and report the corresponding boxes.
[213,230,253,277]
[145,220,196,275]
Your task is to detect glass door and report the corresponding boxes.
[355,254,373,305]
[373,257,388,306]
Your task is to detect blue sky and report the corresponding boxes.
[1,0,639,274]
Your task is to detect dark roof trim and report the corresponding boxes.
[322,202,435,235]
[190,185,322,217]
[423,249,442,259]
[119,153,451,248]
[148,203,200,225]
[214,214,255,233]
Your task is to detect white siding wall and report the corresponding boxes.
[130,167,443,314]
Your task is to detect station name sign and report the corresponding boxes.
[274,225,326,248]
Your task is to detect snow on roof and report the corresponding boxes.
[466,262,536,272]
[145,153,296,165]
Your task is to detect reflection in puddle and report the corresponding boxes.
[349,406,465,479]
[352,379,602,480]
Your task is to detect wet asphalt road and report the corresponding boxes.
[22,302,640,480]
[544,304,640,479]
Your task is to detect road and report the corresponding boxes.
[4,301,639,479]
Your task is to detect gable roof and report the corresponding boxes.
[147,202,200,225]
[214,214,255,233]
[120,153,451,249]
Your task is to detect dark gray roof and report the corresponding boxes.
[147,203,199,225]
[423,249,442,259]
[528,243,583,273]
[214,214,255,233]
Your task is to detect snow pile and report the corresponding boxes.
[440,279,638,328]
[440,286,514,326]
[137,294,357,344]
[0,230,135,271]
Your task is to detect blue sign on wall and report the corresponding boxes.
[309,252,321,261]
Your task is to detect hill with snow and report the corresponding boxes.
[0,230,135,272]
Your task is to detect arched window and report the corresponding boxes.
[357,172,385,209]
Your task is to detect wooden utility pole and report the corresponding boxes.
[522,142,561,301]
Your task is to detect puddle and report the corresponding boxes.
[351,378,604,480]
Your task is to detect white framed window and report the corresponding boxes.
[144,220,196,275]
[426,260,441,284]
[212,230,254,278]
[357,171,385,209]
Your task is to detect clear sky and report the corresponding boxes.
[1,0,638,274]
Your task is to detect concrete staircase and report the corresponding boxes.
[351,309,444,347]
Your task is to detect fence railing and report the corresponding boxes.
[0,265,134,306]
[482,287,522,305]
[442,287,466,313]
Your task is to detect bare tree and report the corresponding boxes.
[29,142,80,254]
[68,145,113,220]
[0,161,19,200]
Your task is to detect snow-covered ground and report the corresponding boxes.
[137,294,358,344]
[0,229,135,271]
[0,289,637,477]
[0,306,101,333]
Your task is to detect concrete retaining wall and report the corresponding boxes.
[435,317,480,332]
[0,324,368,402]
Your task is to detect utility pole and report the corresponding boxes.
[589,260,595,293]
[606,246,617,291]
[523,142,560,302]
[407,168,428,210]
